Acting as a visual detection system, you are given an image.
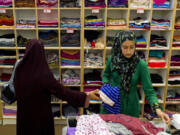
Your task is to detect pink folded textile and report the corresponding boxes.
[154,0,167,6]
[38,20,58,25]
[0,0,12,5]
[61,51,80,59]
[37,0,57,7]
[171,61,180,66]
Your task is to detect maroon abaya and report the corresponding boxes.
[14,39,87,135]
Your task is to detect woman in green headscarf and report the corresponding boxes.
[101,30,170,124]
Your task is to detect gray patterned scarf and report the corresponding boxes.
[111,31,140,93]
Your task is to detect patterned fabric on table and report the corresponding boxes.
[75,114,115,135]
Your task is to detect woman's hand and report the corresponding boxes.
[86,89,100,100]
[156,109,171,125]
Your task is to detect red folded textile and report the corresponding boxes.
[172,44,180,47]
[136,44,146,48]
[148,62,166,67]
[0,16,14,26]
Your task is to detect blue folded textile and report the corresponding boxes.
[149,50,164,58]
[100,84,121,114]
[153,3,170,8]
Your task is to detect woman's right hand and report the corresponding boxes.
[86,89,101,100]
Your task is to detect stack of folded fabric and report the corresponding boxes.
[61,17,80,28]
[153,0,170,8]
[37,0,58,7]
[51,95,60,102]
[108,0,128,7]
[84,70,102,85]
[61,50,80,66]
[85,30,103,42]
[84,52,103,67]
[150,73,163,83]
[0,50,16,56]
[62,69,80,85]
[85,15,104,28]
[129,17,150,29]
[166,105,180,117]
[107,18,126,29]
[85,104,101,114]
[148,50,166,67]
[3,106,17,118]
[0,72,11,82]
[46,51,59,68]
[0,15,14,28]
[145,88,162,104]
[177,0,180,8]
[150,34,167,48]
[0,0,12,7]
[168,70,180,85]
[151,19,170,29]
[144,104,156,120]
[171,55,180,67]
[18,50,25,58]
[129,0,150,8]
[51,68,59,81]
[51,104,60,118]
[61,31,80,47]
[85,0,106,7]
[38,20,58,27]
[53,105,61,118]
[136,36,147,48]
[166,90,180,102]
[154,87,162,100]
[60,0,80,7]
[17,35,31,47]
[106,36,114,47]
[137,51,146,61]
[172,114,180,130]
[39,31,58,46]
[15,0,35,7]
[85,37,104,49]
[175,16,180,29]
[63,104,79,117]
[0,50,16,66]
[16,19,36,28]
[0,34,14,47]
[173,35,180,47]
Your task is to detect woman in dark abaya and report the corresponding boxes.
[14,39,99,135]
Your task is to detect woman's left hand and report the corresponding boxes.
[156,109,171,125]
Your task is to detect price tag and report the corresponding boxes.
[0,8,6,13]
[43,8,51,13]
[137,8,144,14]
[66,28,74,33]
[92,8,100,14]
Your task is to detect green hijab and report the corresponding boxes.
[111,30,140,93]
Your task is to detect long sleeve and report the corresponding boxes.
[102,56,112,84]
[47,73,87,107]
[140,60,159,107]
